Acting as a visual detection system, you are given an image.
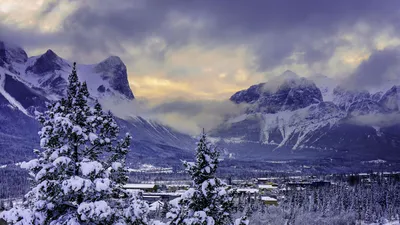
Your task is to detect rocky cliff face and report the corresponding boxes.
[211,71,400,161]
[380,85,400,111]
[94,56,135,100]
[231,75,323,113]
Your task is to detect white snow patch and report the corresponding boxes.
[94,178,111,192]
[61,176,92,194]
[362,159,387,164]
[80,161,103,176]
[260,196,277,202]
[88,133,98,142]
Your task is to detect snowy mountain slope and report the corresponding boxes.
[308,74,338,102]
[261,102,346,149]
[379,85,400,111]
[0,70,29,116]
[211,71,400,161]
[0,40,194,165]
[2,40,399,163]
[211,102,347,150]
[332,87,371,111]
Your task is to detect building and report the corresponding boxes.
[260,196,278,205]
[250,196,278,205]
[142,192,181,203]
[123,183,158,192]
[258,184,278,191]
[236,188,259,195]
[149,200,164,212]
[257,177,279,184]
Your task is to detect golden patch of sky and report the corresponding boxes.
[126,44,265,101]
[0,0,78,32]
[374,27,400,50]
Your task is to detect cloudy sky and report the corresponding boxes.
[1,0,400,102]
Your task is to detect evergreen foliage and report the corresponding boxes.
[0,62,148,225]
[167,131,235,225]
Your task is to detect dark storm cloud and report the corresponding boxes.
[59,1,170,54]
[0,23,63,49]
[299,38,350,65]
[1,0,400,71]
[346,47,400,89]
[40,0,59,16]
[57,0,400,71]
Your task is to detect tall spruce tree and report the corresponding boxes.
[1,63,148,225]
[167,131,234,225]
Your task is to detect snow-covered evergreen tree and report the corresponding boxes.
[1,62,148,225]
[167,131,234,225]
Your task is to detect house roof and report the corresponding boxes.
[258,184,277,189]
[123,183,156,189]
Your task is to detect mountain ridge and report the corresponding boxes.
[0,41,195,166]
[210,71,400,161]
[1,41,400,164]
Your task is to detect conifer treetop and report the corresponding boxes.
[168,130,235,225]
[184,130,219,187]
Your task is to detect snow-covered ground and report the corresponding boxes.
[363,221,399,225]
[127,164,173,173]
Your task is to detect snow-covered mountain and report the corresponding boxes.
[2,40,400,164]
[211,71,400,161]
[231,70,323,113]
[3,42,134,101]
[0,41,194,165]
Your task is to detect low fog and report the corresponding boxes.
[100,98,247,135]
[347,112,400,128]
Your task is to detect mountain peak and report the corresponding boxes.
[390,85,400,91]
[280,77,314,89]
[43,49,58,59]
[379,85,400,111]
[280,70,299,79]
[25,49,67,74]
[0,40,28,66]
[0,40,24,52]
[94,55,134,100]
[95,55,127,75]
[98,56,125,68]
[231,75,322,113]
